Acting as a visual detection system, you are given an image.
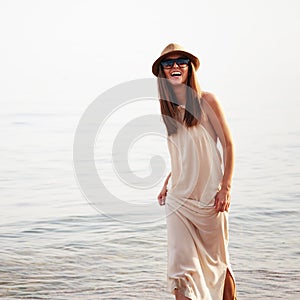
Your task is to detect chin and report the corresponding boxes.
[168,78,185,86]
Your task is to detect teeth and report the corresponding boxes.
[171,72,181,76]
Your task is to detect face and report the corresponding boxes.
[161,54,189,85]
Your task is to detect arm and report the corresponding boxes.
[157,172,171,206]
[202,92,235,212]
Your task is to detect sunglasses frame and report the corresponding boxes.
[160,57,190,69]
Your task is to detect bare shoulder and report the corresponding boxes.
[202,91,220,107]
[201,91,224,115]
[201,91,233,146]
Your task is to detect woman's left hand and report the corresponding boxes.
[214,189,231,212]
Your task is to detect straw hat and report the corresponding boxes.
[152,43,200,77]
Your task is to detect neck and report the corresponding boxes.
[173,84,187,106]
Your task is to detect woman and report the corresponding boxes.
[153,43,237,300]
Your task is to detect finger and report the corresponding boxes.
[214,199,218,209]
[214,196,219,209]
[225,203,230,212]
[216,205,223,212]
[214,200,220,211]
[159,196,166,206]
[218,201,225,212]
[157,193,164,201]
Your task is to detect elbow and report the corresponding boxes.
[221,140,234,154]
[226,141,234,149]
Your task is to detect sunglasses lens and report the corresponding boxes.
[177,58,190,67]
[161,59,174,69]
[161,58,190,69]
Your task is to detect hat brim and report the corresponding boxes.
[152,50,200,77]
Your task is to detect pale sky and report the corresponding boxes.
[0,0,299,222]
[0,0,299,117]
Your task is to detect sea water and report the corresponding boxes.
[0,92,299,299]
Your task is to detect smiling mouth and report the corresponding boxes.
[171,71,182,77]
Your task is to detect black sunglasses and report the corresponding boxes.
[161,57,190,69]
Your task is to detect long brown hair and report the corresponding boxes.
[157,62,202,136]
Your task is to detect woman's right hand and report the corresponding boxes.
[157,184,168,206]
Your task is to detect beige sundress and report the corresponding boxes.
[165,105,235,300]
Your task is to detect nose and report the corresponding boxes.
[172,62,179,68]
